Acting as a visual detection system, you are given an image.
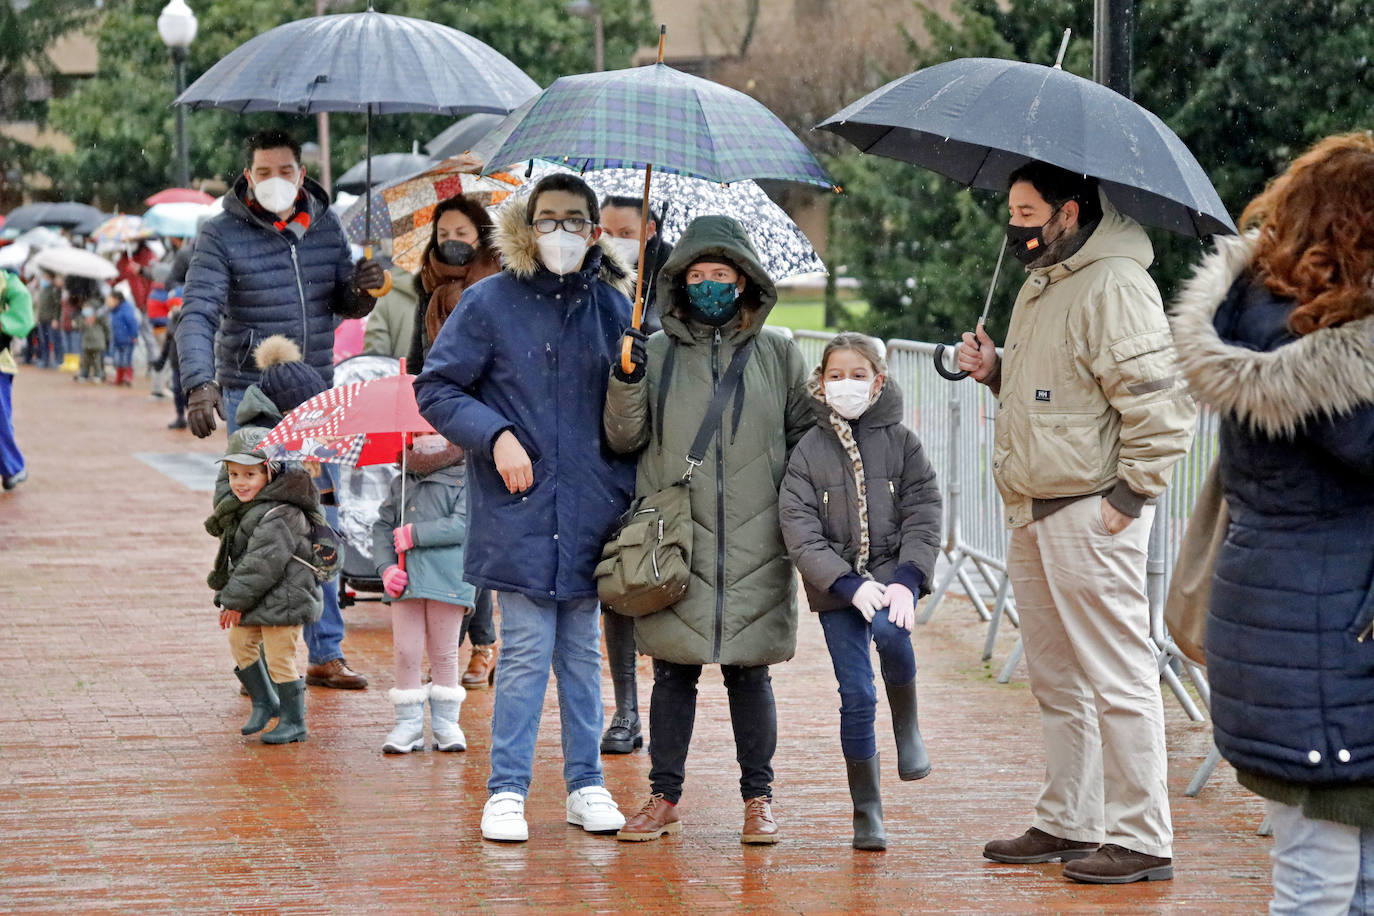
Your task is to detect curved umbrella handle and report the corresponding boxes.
[933,343,970,381]
[362,243,394,298]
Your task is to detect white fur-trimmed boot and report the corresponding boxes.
[382,686,429,754]
[428,683,467,752]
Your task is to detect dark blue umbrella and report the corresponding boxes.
[175,9,539,245]
[818,56,1235,238]
[4,201,106,233]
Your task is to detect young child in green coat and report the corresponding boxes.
[206,427,325,744]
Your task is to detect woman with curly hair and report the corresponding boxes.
[1171,132,1374,913]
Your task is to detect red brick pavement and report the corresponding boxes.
[1,364,1271,913]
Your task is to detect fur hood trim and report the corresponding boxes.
[491,200,634,297]
[1170,231,1374,438]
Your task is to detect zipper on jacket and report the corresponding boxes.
[712,327,726,663]
[288,243,308,364]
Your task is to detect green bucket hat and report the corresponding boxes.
[217,426,271,465]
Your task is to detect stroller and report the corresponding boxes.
[331,353,402,607]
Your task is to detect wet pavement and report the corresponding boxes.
[1,365,1271,913]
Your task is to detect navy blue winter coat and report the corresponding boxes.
[1172,234,1374,785]
[176,175,368,393]
[414,203,637,601]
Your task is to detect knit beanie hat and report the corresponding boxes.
[254,335,327,413]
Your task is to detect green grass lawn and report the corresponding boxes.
[770,291,868,332]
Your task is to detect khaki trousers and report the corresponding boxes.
[229,624,303,684]
[1008,496,1173,859]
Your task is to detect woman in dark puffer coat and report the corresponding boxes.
[1171,132,1374,915]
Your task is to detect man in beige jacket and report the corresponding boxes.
[957,161,1195,884]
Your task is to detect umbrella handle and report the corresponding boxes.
[933,342,971,381]
[621,162,655,375]
[362,243,394,298]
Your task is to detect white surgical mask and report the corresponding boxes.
[252,176,300,214]
[824,378,875,420]
[604,236,641,267]
[535,229,590,276]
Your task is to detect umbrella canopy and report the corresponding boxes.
[32,247,118,281]
[146,188,216,206]
[90,214,152,246]
[426,113,505,160]
[143,201,215,238]
[817,57,1235,238]
[3,201,106,233]
[339,154,525,273]
[175,10,539,116]
[473,62,834,188]
[0,244,30,270]
[335,152,434,195]
[10,227,71,251]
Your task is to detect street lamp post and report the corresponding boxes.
[158,0,199,189]
[567,0,604,72]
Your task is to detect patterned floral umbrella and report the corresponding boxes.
[89,214,151,246]
[339,154,526,274]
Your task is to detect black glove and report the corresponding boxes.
[186,381,225,438]
[612,328,648,383]
[351,257,385,295]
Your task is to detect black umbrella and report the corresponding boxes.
[175,8,538,291]
[818,55,1235,239]
[4,201,106,233]
[335,153,433,195]
[425,113,505,160]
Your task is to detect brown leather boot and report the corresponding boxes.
[741,797,779,845]
[616,794,681,842]
[983,827,1098,864]
[304,657,368,689]
[1062,844,1174,883]
[461,644,497,689]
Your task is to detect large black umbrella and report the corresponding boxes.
[426,113,505,160]
[335,152,433,194]
[4,201,106,233]
[175,9,539,262]
[818,56,1235,238]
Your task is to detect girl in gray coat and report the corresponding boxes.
[779,333,942,851]
[372,434,476,755]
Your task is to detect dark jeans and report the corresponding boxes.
[648,659,776,805]
[818,605,917,760]
[459,588,495,646]
[112,342,134,369]
[170,364,187,421]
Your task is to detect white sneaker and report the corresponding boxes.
[481,792,528,842]
[566,785,626,834]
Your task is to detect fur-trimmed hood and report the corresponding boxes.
[491,199,634,297]
[1169,231,1374,438]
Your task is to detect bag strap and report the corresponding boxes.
[683,337,756,481]
[654,339,677,454]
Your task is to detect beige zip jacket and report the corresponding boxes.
[987,195,1196,528]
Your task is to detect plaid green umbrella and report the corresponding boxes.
[473,30,833,369]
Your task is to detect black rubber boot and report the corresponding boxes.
[234,657,280,735]
[886,678,931,780]
[601,611,642,754]
[845,753,886,851]
[261,678,307,744]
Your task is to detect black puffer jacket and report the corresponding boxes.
[779,379,942,613]
[177,175,369,392]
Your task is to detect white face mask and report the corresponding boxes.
[824,378,876,420]
[604,236,640,267]
[252,176,300,213]
[535,229,590,276]
[410,434,449,456]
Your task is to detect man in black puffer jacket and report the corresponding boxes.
[177,129,383,439]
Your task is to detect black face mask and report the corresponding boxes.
[1005,204,1064,266]
[436,240,476,267]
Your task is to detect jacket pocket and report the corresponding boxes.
[1109,330,1177,396]
[1027,412,1102,497]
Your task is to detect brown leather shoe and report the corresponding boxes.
[1063,844,1174,883]
[461,644,497,689]
[305,658,368,690]
[983,827,1098,864]
[741,797,779,845]
[617,794,681,842]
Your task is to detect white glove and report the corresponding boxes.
[852,580,888,623]
[885,583,915,631]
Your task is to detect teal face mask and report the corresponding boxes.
[686,279,741,325]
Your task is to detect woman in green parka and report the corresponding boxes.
[604,215,812,845]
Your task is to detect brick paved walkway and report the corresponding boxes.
[1,365,1271,913]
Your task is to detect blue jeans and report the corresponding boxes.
[113,342,134,369]
[487,592,604,798]
[303,481,345,666]
[1268,799,1374,915]
[0,373,23,479]
[63,330,81,358]
[818,605,917,760]
[222,386,246,435]
[35,323,60,365]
